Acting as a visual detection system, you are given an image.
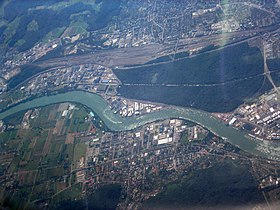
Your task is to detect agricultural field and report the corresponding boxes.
[0,102,102,209]
[0,0,121,52]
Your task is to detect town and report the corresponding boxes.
[1,0,280,209]
[215,89,280,141]
[1,102,280,209]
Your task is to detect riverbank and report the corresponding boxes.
[0,90,279,160]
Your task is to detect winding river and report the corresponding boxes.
[0,91,279,160]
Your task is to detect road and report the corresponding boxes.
[122,72,268,87]
[243,2,275,15]
[263,41,280,96]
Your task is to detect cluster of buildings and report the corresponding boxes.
[20,108,40,129]
[0,120,6,133]
[211,18,240,33]
[260,175,280,189]
[102,29,153,48]
[264,31,280,59]
[0,0,279,112]
[75,117,247,205]
[8,64,119,106]
[0,78,7,96]
[85,119,208,169]
[100,0,278,48]
[107,96,163,117]
[217,91,280,141]
[1,39,61,81]
[5,59,166,118]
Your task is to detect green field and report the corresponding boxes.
[0,0,121,52]
[73,142,87,168]
[0,103,97,209]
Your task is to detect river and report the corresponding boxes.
[0,91,279,160]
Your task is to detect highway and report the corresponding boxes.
[263,41,280,96]
[121,72,270,88]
